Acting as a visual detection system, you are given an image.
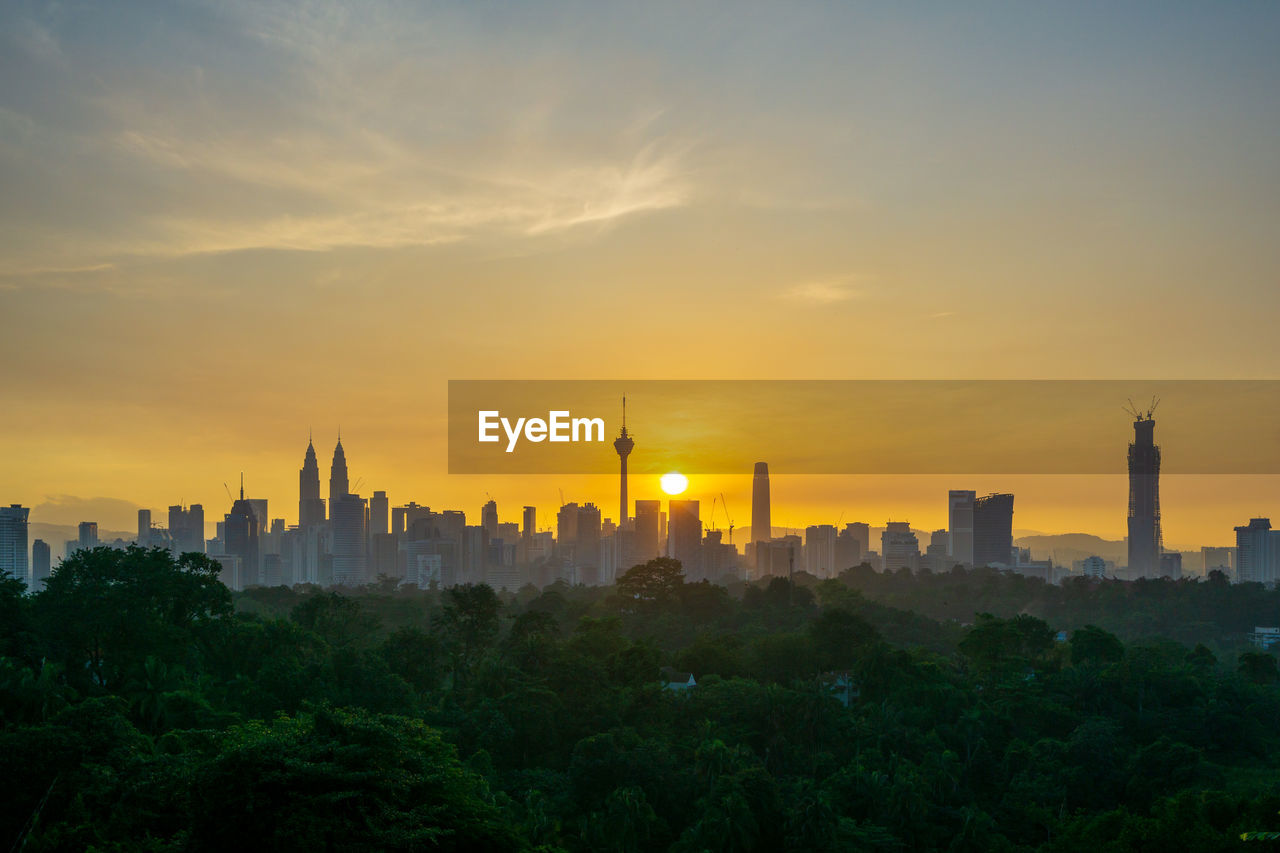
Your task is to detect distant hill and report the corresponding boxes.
[1014,533,1126,565]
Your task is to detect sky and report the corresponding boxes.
[2,1,1279,547]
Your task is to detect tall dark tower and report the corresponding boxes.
[299,434,326,528]
[1126,403,1162,577]
[329,434,350,504]
[613,397,634,525]
[751,462,771,545]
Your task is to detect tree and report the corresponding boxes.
[441,584,501,686]
[1070,625,1124,666]
[617,557,685,606]
[32,546,231,692]
[810,609,880,670]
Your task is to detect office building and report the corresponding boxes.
[804,524,837,577]
[948,490,976,565]
[1236,518,1274,585]
[331,493,368,586]
[78,521,99,551]
[751,462,771,545]
[370,491,389,537]
[881,522,920,572]
[31,539,51,589]
[168,504,205,555]
[224,484,260,589]
[973,493,1014,567]
[668,499,702,579]
[299,437,326,528]
[0,504,30,584]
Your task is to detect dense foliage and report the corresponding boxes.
[4,547,1280,851]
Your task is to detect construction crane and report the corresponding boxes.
[1123,396,1161,421]
[720,493,735,545]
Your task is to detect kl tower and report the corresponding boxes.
[614,397,634,525]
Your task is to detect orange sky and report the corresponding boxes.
[2,3,1279,547]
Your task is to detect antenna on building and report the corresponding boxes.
[239,472,244,501]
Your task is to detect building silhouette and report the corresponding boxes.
[633,499,662,563]
[947,490,976,565]
[1235,518,1274,585]
[330,493,368,586]
[881,522,920,572]
[751,462,771,546]
[168,504,205,555]
[1127,412,1162,577]
[329,436,350,507]
[804,524,837,577]
[370,491,389,537]
[614,397,634,525]
[137,509,151,545]
[299,437,326,528]
[481,499,498,540]
[667,499,702,579]
[78,521,99,551]
[973,493,1015,567]
[0,504,29,584]
[31,539,50,589]
[224,480,260,589]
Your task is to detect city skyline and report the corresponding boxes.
[4,2,1280,547]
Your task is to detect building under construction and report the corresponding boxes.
[1126,400,1163,577]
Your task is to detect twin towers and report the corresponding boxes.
[298,433,348,527]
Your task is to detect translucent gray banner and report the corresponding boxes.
[447,380,1280,475]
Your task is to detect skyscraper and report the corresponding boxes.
[634,499,662,562]
[78,521,99,551]
[947,490,976,565]
[329,436,350,505]
[668,499,702,579]
[881,522,920,572]
[168,504,205,555]
[1126,410,1162,577]
[751,462,771,546]
[299,437,326,528]
[137,509,152,545]
[330,493,368,586]
[973,493,1014,567]
[224,482,260,589]
[1236,518,1273,585]
[0,504,30,583]
[370,491,389,537]
[481,499,498,540]
[614,397,634,525]
[804,524,837,577]
[31,539,50,589]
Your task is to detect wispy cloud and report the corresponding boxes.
[780,277,864,304]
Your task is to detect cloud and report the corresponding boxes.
[780,278,863,304]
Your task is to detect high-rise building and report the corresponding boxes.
[370,491,389,537]
[973,493,1014,567]
[834,525,865,573]
[31,539,50,589]
[330,493,368,586]
[78,521,99,551]
[0,504,30,584]
[947,490,976,565]
[1079,555,1108,578]
[1127,412,1162,577]
[522,506,536,540]
[299,437,326,528]
[168,504,205,555]
[481,499,498,540]
[881,522,920,572]
[329,436,350,506]
[137,509,152,545]
[1159,551,1183,580]
[634,500,662,563]
[1236,518,1273,585]
[668,499,702,579]
[751,462,771,546]
[804,524,837,577]
[925,528,951,573]
[224,483,260,589]
[614,397,634,525]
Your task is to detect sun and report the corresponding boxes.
[659,472,688,495]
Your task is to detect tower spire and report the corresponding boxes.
[239,472,244,501]
[613,396,635,524]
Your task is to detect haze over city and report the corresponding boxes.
[3,1,1280,548]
